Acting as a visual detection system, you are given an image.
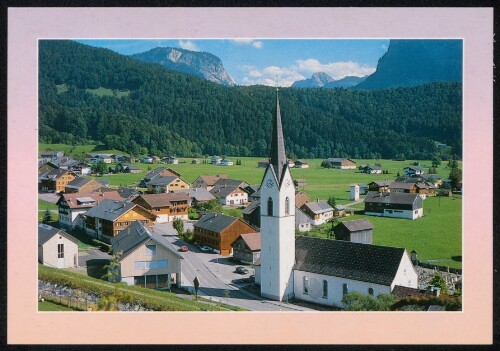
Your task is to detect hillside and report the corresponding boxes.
[356,39,462,90]
[39,40,462,159]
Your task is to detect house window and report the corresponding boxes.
[322,280,328,298]
[285,197,290,215]
[146,244,156,256]
[343,283,349,295]
[368,288,374,296]
[267,197,273,216]
[57,244,64,258]
[303,276,309,294]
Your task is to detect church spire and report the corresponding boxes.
[269,79,287,182]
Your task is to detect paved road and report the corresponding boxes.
[152,222,313,311]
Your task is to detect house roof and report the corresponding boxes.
[194,212,240,233]
[84,199,142,221]
[214,178,247,187]
[244,185,260,196]
[65,177,95,189]
[416,182,436,189]
[295,207,312,226]
[369,181,394,187]
[325,158,356,164]
[365,165,382,170]
[173,188,215,202]
[197,175,224,186]
[295,191,311,208]
[364,191,419,205]
[144,167,180,180]
[242,200,260,215]
[338,219,373,232]
[404,166,425,172]
[111,220,183,261]
[389,182,416,190]
[57,191,123,209]
[392,285,434,299]
[38,223,79,246]
[148,176,179,186]
[295,236,406,286]
[39,168,76,180]
[210,185,245,198]
[235,232,261,251]
[295,160,309,164]
[302,201,333,214]
[117,187,141,200]
[134,193,189,208]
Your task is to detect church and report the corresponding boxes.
[254,89,418,308]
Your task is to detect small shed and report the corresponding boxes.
[232,232,261,264]
[38,224,79,268]
[334,219,373,244]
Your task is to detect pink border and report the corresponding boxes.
[7,7,493,345]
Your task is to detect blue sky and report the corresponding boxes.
[76,39,389,87]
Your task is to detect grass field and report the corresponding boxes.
[85,87,131,98]
[38,199,59,222]
[306,195,462,269]
[39,143,127,159]
[38,300,77,311]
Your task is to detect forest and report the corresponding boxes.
[39,40,462,159]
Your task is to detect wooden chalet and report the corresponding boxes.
[132,192,190,223]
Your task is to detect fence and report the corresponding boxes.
[40,291,97,311]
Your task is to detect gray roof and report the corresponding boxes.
[369,181,393,187]
[364,191,420,206]
[111,221,183,260]
[194,212,239,233]
[242,200,260,215]
[210,185,244,198]
[84,199,138,221]
[389,182,416,190]
[338,219,373,232]
[148,176,178,186]
[295,236,406,286]
[38,223,79,246]
[39,168,74,180]
[173,188,215,202]
[365,165,382,170]
[244,185,260,196]
[295,207,312,226]
[405,166,425,172]
[303,201,333,214]
[214,178,247,188]
[65,177,93,189]
[325,158,355,163]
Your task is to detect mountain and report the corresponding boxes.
[324,75,367,88]
[130,47,236,87]
[292,72,335,88]
[38,40,462,160]
[355,40,462,90]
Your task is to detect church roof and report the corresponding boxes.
[294,236,406,286]
[269,89,287,182]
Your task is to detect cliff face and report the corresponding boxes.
[131,47,236,87]
[355,40,462,90]
[292,72,335,88]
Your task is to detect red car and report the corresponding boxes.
[180,245,189,252]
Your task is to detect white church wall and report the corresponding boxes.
[390,250,419,289]
[293,270,391,308]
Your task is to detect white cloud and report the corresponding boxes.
[295,59,375,79]
[178,40,200,51]
[230,39,263,49]
[240,65,305,87]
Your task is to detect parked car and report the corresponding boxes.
[180,245,189,252]
[199,245,212,252]
[235,266,249,274]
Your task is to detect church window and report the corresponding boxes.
[368,288,374,296]
[303,276,309,294]
[322,280,328,298]
[285,197,290,215]
[267,197,273,216]
[343,283,349,295]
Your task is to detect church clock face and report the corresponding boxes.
[266,179,275,188]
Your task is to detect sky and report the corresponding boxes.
[76,39,390,87]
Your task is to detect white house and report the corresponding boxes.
[404,166,425,176]
[220,159,234,166]
[364,191,424,220]
[210,185,248,205]
[38,224,79,269]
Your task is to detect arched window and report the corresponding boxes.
[285,197,290,215]
[368,288,374,296]
[343,283,349,296]
[267,197,273,216]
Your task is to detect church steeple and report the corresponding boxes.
[269,86,287,182]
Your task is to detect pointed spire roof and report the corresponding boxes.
[269,88,287,181]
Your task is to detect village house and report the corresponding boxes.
[173,188,216,207]
[294,179,307,187]
[193,212,257,256]
[295,207,312,232]
[232,232,261,264]
[290,237,418,308]
[334,219,373,244]
[368,180,393,192]
[116,187,142,202]
[132,192,190,223]
[361,165,383,174]
[82,199,157,242]
[242,200,261,228]
[122,164,143,174]
[39,151,64,163]
[295,191,311,208]
[257,160,269,168]
[364,191,424,220]
[389,181,418,194]
[210,185,248,206]
[140,156,153,164]
[323,158,356,169]
[146,176,190,194]
[64,177,106,194]
[294,160,310,168]
[38,161,59,176]
[139,167,181,187]
[38,223,79,269]
[404,166,425,176]
[39,169,78,193]
[162,156,179,165]
[300,200,334,225]
[214,177,249,189]
[68,162,92,176]
[211,155,222,165]
[57,190,123,229]
[111,221,183,289]
[419,174,443,187]
[244,185,260,202]
[219,159,234,166]
[192,174,228,191]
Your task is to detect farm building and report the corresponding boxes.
[364,191,423,220]
[334,219,373,244]
[323,158,356,169]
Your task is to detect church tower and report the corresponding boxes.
[260,88,296,301]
